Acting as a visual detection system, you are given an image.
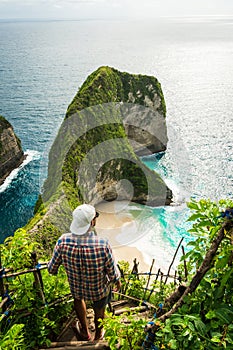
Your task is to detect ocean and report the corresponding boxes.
[0,17,232,267]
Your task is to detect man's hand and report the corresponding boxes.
[113,279,121,292]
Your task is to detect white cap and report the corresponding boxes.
[70,204,96,235]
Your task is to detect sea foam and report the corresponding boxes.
[0,150,40,193]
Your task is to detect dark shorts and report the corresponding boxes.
[93,290,112,310]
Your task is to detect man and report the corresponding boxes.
[48,204,121,341]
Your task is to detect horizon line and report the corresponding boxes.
[0,14,233,22]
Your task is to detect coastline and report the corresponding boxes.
[0,153,26,187]
[0,150,40,193]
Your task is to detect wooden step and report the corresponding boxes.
[39,340,110,349]
[110,299,128,307]
[114,305,148,316]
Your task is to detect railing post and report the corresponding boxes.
[182,245,188,281]
[164,237,184,284]
[143,259,155,300]
[31,252,46,304]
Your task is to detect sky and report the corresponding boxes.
[0,0,233,20]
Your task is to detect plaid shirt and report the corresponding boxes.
[48,232,120,301]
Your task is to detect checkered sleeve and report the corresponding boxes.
[48,239,62,275]
[105,243,121,282]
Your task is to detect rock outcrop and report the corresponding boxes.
[29,67,172,252]
[0,116,25,185]
[43,67,171,205]
[66,66,168,156]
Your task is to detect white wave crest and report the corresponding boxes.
[0,150,40,193]
[164,179,190,205]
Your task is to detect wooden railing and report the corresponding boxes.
[0,237,186,321]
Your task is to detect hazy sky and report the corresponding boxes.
[0,0,233,20]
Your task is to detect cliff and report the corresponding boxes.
[0,116,25,185]
[28,67,172,252]
[66,66,168,155]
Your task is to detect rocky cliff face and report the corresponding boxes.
[0,116,25,185]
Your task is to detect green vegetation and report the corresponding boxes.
[0,324,26,350]
[66,66,166,118]
[100,199,233,349]
[36,66,170,246]
[1,199,232,349]
[0,229,71,348]
[101,311,147,350]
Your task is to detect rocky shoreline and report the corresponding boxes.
[0,116,25,186]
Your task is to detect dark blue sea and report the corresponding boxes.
[0,17,232,265]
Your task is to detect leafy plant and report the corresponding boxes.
[0,230,72,349]
[0,324,27,350]
[101,310,147,350]
[1,199,233,349]
[0,229,38,269]
[147,199,233,349]
[117,260,146,299]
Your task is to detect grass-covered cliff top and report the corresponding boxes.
[66,66,166,117]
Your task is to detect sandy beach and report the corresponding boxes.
[95,200,180,277]
[95,201,154,273]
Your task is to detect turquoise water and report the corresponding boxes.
[0,18,232,256]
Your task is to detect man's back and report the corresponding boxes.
[48,232,120,301]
